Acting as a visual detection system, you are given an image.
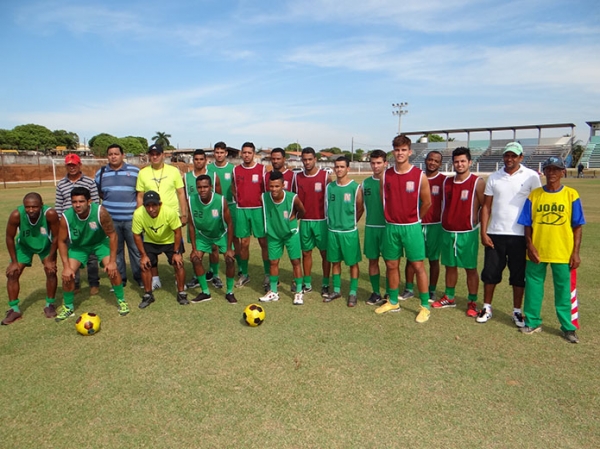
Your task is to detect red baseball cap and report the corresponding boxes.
[65,154,81,165]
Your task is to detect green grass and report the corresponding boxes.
[1,180,599,448]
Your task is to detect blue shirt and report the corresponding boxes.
[95,163,140,222]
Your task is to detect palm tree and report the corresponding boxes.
[152,131,171,148]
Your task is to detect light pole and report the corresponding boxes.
[392,102,408,135]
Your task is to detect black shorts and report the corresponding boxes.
[480,234,526,287]
[144,242,182,267]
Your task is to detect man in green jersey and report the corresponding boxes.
[3,193,60,325]
[55,187,129,321]
[188,175,238,304]
[324,156,364,307]
[259,171,306,305]
[133,191,188,308]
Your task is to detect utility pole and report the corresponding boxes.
[392,102,408,135]
[351,137,354,162]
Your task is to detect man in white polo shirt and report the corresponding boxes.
[478,142,541,326]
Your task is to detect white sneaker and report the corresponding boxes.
[152,278,162,291]
[259,291,280,302]
[293,292,304,305]
[512,311,525,328]
[476,306,492,323]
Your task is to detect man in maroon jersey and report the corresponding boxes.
[266,147,294,192]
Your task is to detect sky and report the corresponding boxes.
[1,0,599,151]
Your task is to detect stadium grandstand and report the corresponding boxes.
[577,121,600,169]
[403,123,575,173]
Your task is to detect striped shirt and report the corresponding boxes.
[95,163,140,221]
[55,175,99,217]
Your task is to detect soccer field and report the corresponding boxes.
[1,180,599,449]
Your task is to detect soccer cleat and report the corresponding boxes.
[520,326,542,335]
[302,285,313,294]
[291,280,297,292]
[118,301,130,316]
[259,291,280,302]
[366,292,384,306]
[152,278,162,291]
[429,293,436,304]
[212,276,223,289]
[1,309,23,325]
[431,295,456,308]
[563,331,579,344]
[177,292,190,305]
[43,304,57,319]
[375,302,400,314]
[90,286,100,296]
[466,301,478,317]
[399,289,414,301]
[225,293,238,304]
[512,311,525,328]
[476,306,492,323]
[205,270,214,281]
[55,306,74,322]
[235,274,250,288]
[185,277,200,290]
[263,275,270,292]
[139,293,155,309]
[416,306,431,323]
[321,285,330,298]
[191,292,212,303]
[323,291,342,303]
[293,292,304,305]
[347,294,357,308]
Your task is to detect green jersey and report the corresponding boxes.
[63,203,108,249]
[208,162,235,204]
[326,180,360,232]
[184,170,217,199]
[16,204,53,254]
[188,192,227,240]
[262,191,298,240]
[361,176,385,227]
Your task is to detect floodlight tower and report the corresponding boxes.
[392,102,408,135]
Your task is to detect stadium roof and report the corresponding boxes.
[402,123,575,137]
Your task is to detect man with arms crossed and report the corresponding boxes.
[477,142,541,326]
[3,193,60,324]
[265,147,295,191]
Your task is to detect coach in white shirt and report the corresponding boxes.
[478,142,542,327]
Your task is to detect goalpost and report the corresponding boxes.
[51,158,108,186]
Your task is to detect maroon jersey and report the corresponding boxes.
[382,165,422,225]
[265,169,294,192]
[422,172,446,225]
[441,173,480,232]
[233,163,266,209]
[294,169,328,220]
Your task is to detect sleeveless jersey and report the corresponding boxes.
[63,203,108,248]
[422,172,446,225]
[262,191,298,240]
[265,169,295,192]
[17,205,53,253]
[233,163,265,209]
[294,169,328,220]
[441,174,480,232]
[188,192,227,240]
[184,170,216,199]
[207,162,235,204]
[361,176,385,227]
[326,180,360,232]
[382,165,422,225]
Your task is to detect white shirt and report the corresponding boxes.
[485,165,542,236]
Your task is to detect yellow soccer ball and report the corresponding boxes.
[75,312,101,335]
[243,303,265,327]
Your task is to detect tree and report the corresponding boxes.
[12,124,57,151]
[0,129,18,150]
[53,130,79,149]
[89,133,119,157]
[322,147,342,154]
[571,140,585,166]
[133,136,149,150]
[284,143,302,153]
[354,148,365,161]
[420,134,454,142]
[152,132,171,148]
[120,136,146,155]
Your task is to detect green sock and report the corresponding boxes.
[210,263,219,276]
[240,259,249,276]
[270,275,279,293]
[113,284,125,302]
[9,299,20,312]
[420,292,430,308]
[295,277,303,293]
[322,276,330,287]
[45,297,56,307]
[226,277,234,294]
[63,291,75,309]
[389,288,399,305]
[429,285,436,295]
[235,255,242,269]
[349,277,358,296]
[263,260,270,275]
[303,276,312,289]
[198,274,209,294]
[385,278,390,296]
[445,287,456,299]
[405,282,414,293]
[333,274,341,293]
[468,293,478,303]
[369,274,380,294]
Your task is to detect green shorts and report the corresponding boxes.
[267,231,301,261]
[363,226,385,260]
[299,220,328,252]
[16,244,51,266]
[423,223,443,261]
[327,229,361,266]
[235,207,265,239]
[441,228,479,269]
[382,223,425,262]
[68,242,111,267]
[195,233,228,254]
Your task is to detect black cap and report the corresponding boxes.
[143,190,161,205]
[542,156,565,170]
[148,144,163,154]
